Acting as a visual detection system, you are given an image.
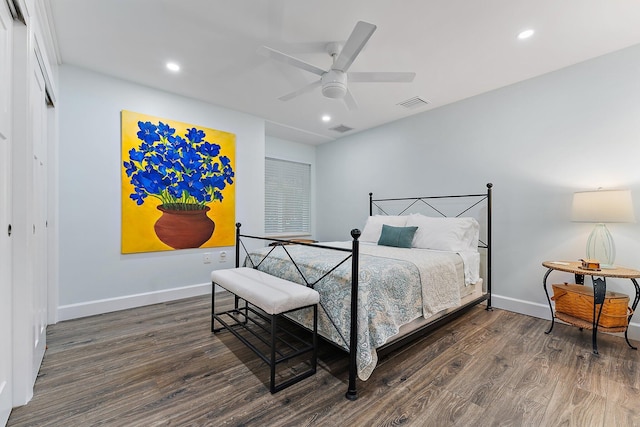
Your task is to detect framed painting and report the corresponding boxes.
[121,110,236,254]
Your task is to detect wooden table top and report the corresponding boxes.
[542,261,640,279]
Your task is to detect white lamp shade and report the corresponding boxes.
[571,190,635,223]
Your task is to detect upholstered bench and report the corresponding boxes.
[211,267,320,393]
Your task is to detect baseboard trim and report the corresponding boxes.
[57,282,212,322]
[492,293,640,342]
[56,288,640,342]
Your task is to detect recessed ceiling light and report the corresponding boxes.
[321,115,331,122]
[166,62,180,72]
[517,29,535,40]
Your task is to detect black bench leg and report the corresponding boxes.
[270,314,277,393]
[312,305,318,372]
[211,281,216,332]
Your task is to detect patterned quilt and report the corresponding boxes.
[245,242,463,380]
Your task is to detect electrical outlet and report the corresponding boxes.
[203,253,212,264]
[219,251,227,262]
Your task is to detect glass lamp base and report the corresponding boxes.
[586,223,615,268]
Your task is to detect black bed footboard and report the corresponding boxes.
[232,223,362,400]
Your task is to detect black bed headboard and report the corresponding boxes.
[369,183,492,247]
[368,183,493,305]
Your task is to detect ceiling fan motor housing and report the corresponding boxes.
[322,70,347,99]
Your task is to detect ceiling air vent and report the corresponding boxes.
[329,124,354,133]
[397,96,431,109]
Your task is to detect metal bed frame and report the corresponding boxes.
[233,183,493,400]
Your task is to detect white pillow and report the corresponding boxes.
[360,215,408,243]
[406,214,479,252]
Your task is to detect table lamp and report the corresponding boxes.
[571,189,635,268]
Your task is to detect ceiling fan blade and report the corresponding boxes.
[258,46,326,76]
[278,80,322,101]
[343,89,359,111]
[332,21,376,72]
[348,72,416,82]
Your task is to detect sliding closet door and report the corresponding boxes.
[30,59,48,376]
[0,0,13,423]
[11,21,49,406]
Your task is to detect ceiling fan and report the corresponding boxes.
[258,21,415,110]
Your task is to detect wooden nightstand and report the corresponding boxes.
[542,261,640,354]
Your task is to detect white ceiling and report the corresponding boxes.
[47,0,640,145]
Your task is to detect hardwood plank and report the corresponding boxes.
[541,379,606,426]
[603,379,640,427]
[477,382,546,427]
[507,350,560,407]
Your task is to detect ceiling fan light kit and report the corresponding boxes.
[260,21,415,110]
[321,70,347,99]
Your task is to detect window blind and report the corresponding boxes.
[265,157,311,235]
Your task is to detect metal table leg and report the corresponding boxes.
[591,277,607,355]
[624,278,640,350]
[543,268,555,334]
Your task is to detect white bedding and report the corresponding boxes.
[331,242,464,318]
[246,241,482,380]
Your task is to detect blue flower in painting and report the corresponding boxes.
[124,119,234,210]
[220,156,235,185]
[129,148,145,162]
[208,174,226,192]
[137,121,161,144]
[180,146,201,171]
[123,160,137,177]
[200,142,221,157]
[137,167,167,195]
[130,189,147,205]
[186,127,205,143]
[157,122,175,138]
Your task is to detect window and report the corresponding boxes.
[265,157,311,235]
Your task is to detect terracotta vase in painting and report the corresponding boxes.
[154,204,215,249]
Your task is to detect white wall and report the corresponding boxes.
[265,135,317,238]
[57,43,640,333]
[316,44,640,329]
[57,65,265,320]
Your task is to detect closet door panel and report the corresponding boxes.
[29,59,48,378]
[0,0,13,424]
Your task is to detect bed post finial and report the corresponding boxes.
[351,229,361,239]
[486,183,493,189]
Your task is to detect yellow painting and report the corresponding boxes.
[121,110,236,253]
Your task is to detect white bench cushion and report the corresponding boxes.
[211,267,319,315]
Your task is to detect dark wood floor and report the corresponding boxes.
[7,293,640,426]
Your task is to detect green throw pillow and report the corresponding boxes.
[377,224,418,248]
